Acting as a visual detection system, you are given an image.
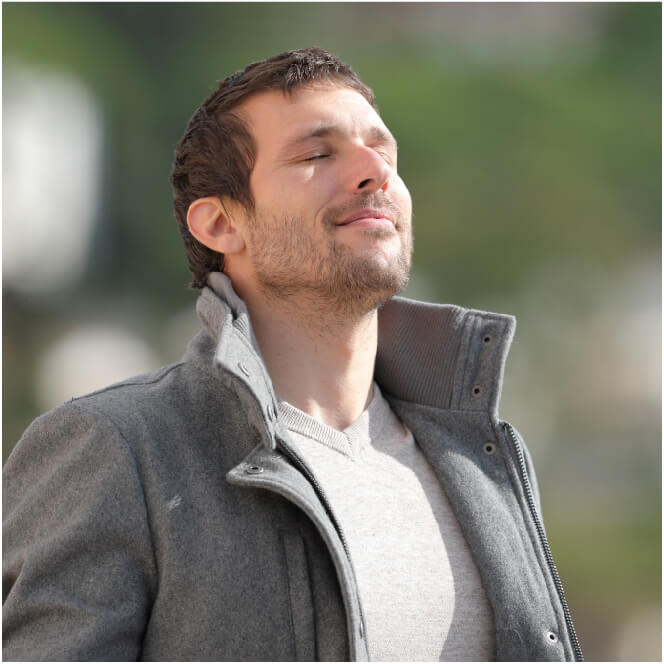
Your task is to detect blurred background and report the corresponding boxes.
[3,3,661,660]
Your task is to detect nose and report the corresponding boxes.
[346,145,391,195]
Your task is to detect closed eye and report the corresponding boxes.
[373,148,396,166]
[304,154,330,162]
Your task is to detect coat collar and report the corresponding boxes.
[195,271,516,447]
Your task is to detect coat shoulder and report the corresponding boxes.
[8,346,245,480]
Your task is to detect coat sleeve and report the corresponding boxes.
[3,402,158,661]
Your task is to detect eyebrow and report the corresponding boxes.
[281,123,398,155]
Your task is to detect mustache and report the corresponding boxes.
[322,193,405,228]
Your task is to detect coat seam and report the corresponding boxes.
[70,362,185,401]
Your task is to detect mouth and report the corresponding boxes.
[336,208,396,228]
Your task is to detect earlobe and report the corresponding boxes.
[187,197,246,255]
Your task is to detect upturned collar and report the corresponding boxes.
[195,272,515,448]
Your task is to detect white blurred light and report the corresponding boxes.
[36,324,160,412]
[3,64,102,295]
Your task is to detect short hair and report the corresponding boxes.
[170,47,376,289]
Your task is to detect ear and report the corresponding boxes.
[186,196,246,255]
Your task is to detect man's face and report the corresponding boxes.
[233,83,413,316]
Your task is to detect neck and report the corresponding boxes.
[241,289,378,431]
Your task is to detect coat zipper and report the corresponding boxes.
[276,436,367,641]
[503,422,583,661]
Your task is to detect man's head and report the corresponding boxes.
[171,47,412,315]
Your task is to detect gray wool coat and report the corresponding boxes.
[3,273,582,661]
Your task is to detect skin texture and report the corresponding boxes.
[187,84,413,429]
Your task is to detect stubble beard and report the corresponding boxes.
[246,203,412,322]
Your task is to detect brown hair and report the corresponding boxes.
[170,47,376,288]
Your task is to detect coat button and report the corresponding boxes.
[246,464,264,475]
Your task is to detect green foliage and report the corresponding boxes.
[550,516,662,611]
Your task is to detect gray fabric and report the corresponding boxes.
[280,384,496,661]
[3,272,579,661]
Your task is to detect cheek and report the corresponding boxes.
[258,168,336,212]
[392,175,413,217]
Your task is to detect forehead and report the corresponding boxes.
[237,84,389,154]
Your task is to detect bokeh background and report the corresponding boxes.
[3,3,661,660]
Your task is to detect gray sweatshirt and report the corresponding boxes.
[281,383,496,660]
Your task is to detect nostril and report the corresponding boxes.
[358,179,371,189]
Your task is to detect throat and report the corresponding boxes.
[281,381,376,432]
[246,298,379,431]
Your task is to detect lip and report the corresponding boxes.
[337,208,395,227]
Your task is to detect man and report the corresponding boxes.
[3,48,582,661]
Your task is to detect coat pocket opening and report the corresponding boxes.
[281,531,317,661]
